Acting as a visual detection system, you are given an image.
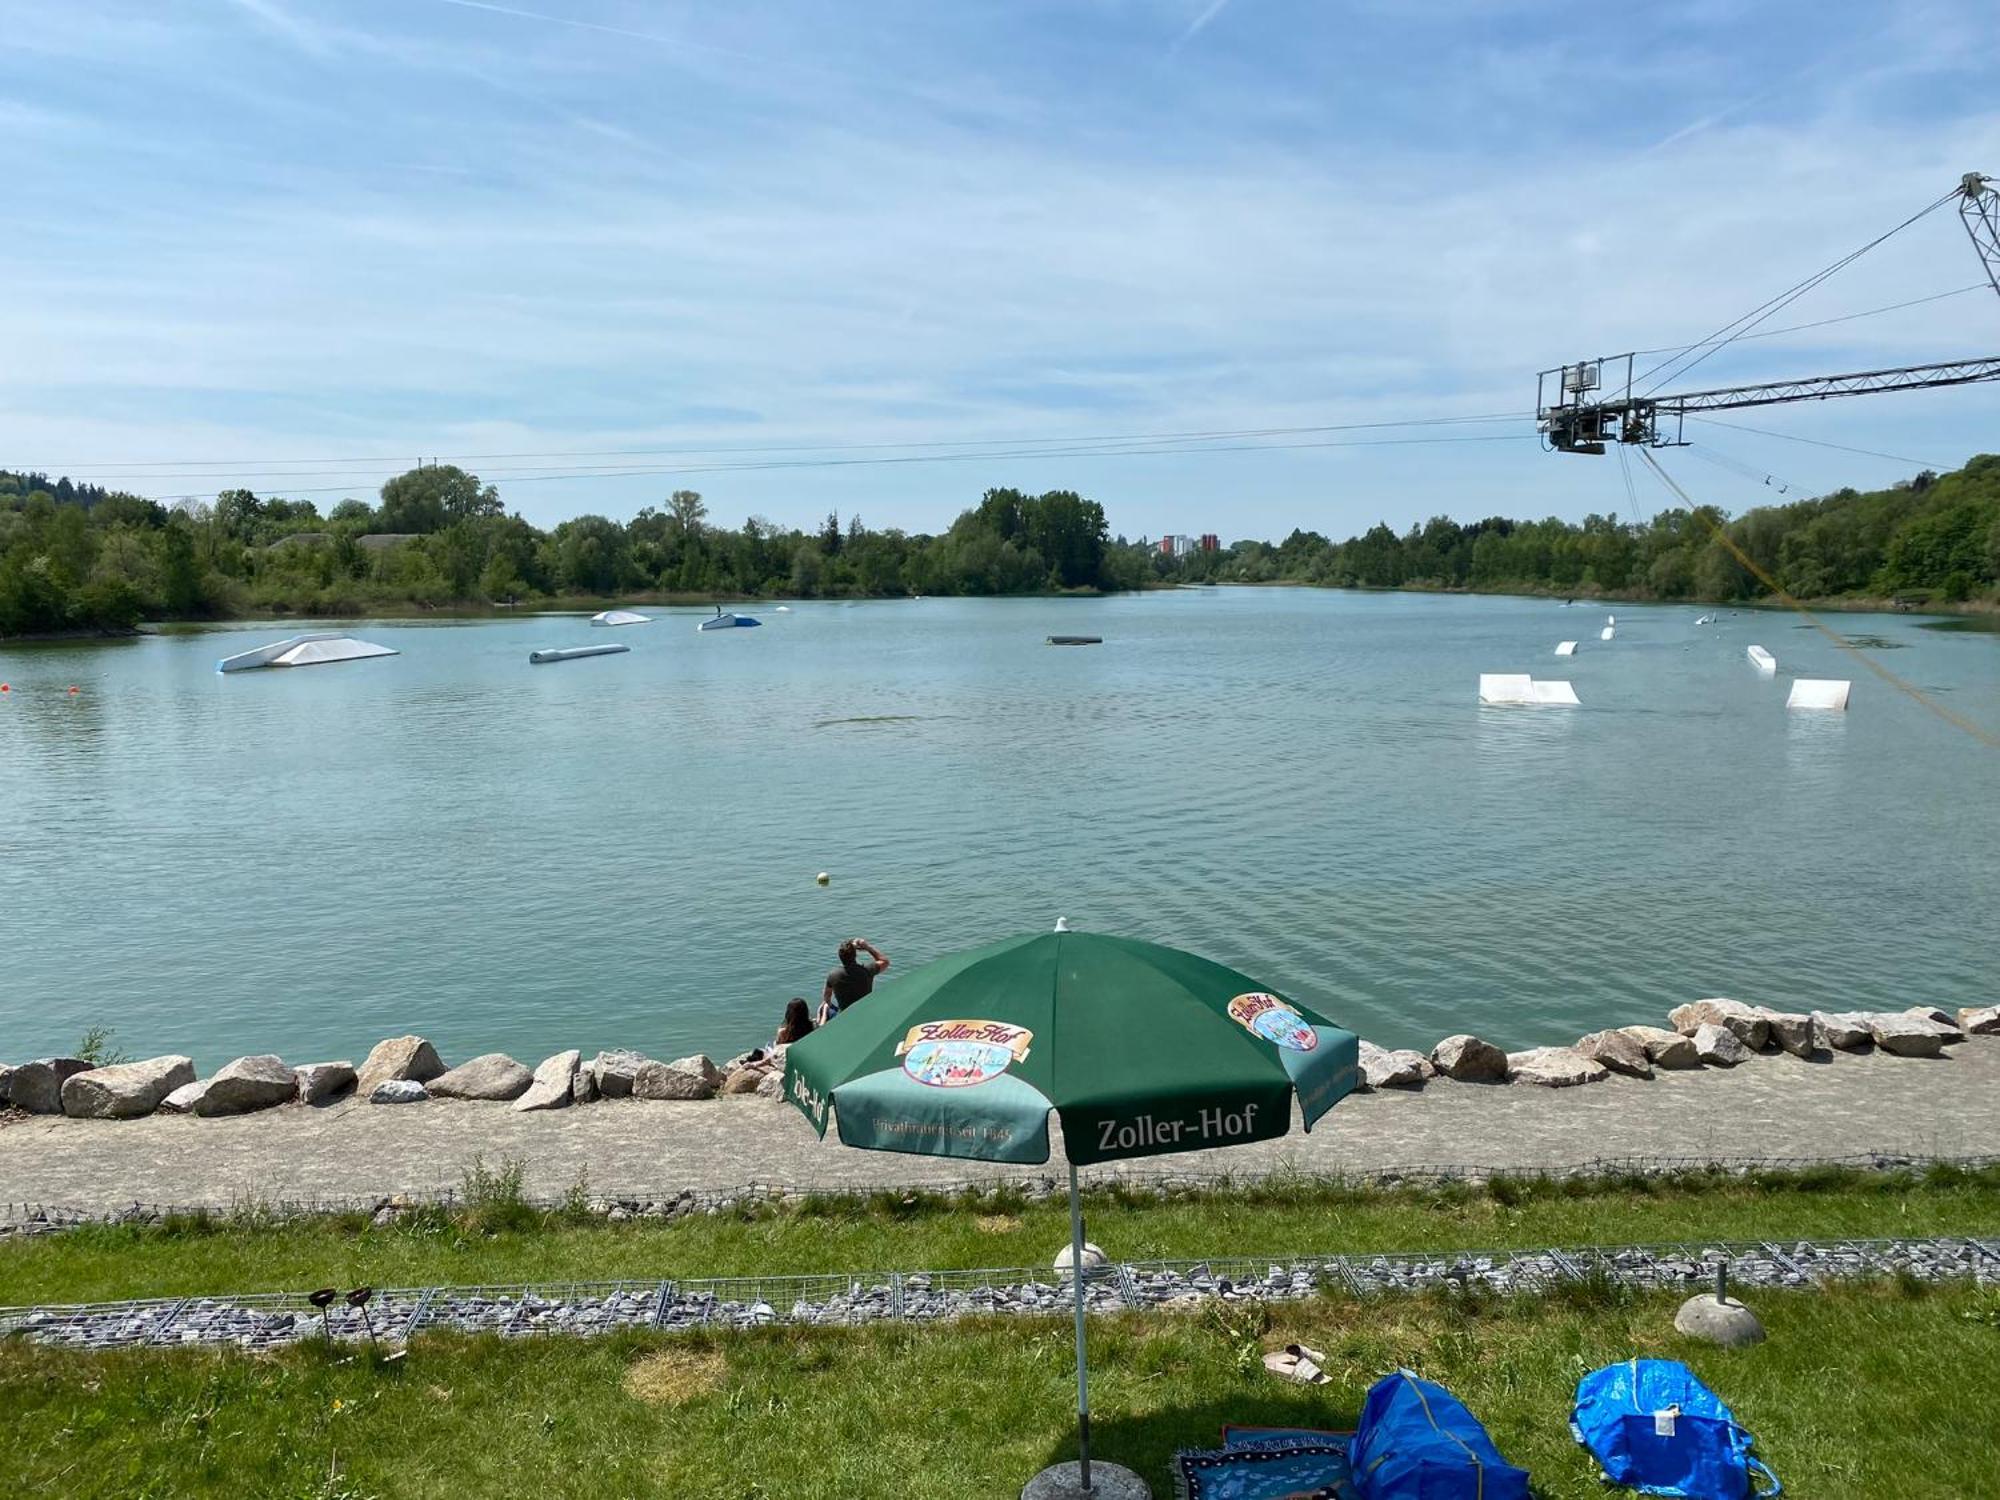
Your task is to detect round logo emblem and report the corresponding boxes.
[895,1020,1034,1089]
[1227,992,1319,1053]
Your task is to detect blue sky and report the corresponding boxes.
[3,0,1995,538]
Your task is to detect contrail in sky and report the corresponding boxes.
[1173,0,1236,52]
[424,0,761,62]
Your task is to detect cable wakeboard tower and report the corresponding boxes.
[1539,172,2000,454]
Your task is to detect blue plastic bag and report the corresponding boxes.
[1571,1359,1780,1498]
[1350,1369,1530,1499]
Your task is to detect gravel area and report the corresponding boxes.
[6,1236,1995,1353]
[4,1042,1998,1218]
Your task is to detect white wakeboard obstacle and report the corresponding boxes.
[216,634,398,672]
[1747,645,1777,674]
[1787,679,1851,710]
[590,610,650,626]
[1555,641,1578,656]
[1479,674,1581,706]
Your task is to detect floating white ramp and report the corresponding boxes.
[1600,625,1616,641]
[1479,674,1580,706]
[590,609,650,627]
[1787,678,1851,710]
[216,634,398,672]
[1746,644,1776,674]
[530,643,631,664]
[1554,640,1578,656]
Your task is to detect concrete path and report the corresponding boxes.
[5,1043,1998,1216]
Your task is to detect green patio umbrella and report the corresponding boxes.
[781,925,1362,1499]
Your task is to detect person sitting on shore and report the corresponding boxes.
[774,997,814,1049]
[819,936,889,1024]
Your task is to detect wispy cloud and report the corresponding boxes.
[1172,0,1238,53]
[222,0,335,57]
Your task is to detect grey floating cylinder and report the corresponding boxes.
[529,644,632,665]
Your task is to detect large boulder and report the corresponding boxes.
[1669,999,1770,1051]
[1357,1041,1429,1090]
[720,1067,765,1096]
[0,1064,13,1107]
[1429,1034,1508,1082]
[355,1036,445,1098]
[754,1069,785,1099]
[1752,1009,1822,1058]
[513,1050,580,1112]
[572,1064,599,1105]
[1866,1014,1943,1058]
[1899,1008,1963,1042]
[194,1055,298,1116]
[1959,1005,2000,1037]
[1506,1046,1608,1088]
[10,1057,93,1115]
[60,1055,196,1119]
[591,1049,652,1098]
[634,1059,718,1101]
[668,1054,726,1091]
[1692,1023,1751,1066]
[1618,1026,1700,1069]
[429,1054,535,1101]
[1575,1029,1652,1079]
[1811,1011,1874,1051]
[295,1061,356,1105]
[370,1079,429,1104]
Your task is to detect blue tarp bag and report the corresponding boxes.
[1572,1359,1780,1498]
[1350,1369,1530,1499]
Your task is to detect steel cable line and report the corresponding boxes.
[1634,188,1959,396]
[35,412,1531,478]
[1626,284,1986,360]
[135,430,1533,503]
[1637,447,1999,750]
[1684,416,1945,470]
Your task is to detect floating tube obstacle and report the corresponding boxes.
[217,634,398,672]
[1787,679,1851,710]
[1555,641,1578,656]
[1746,645,1777,674]
[1479,674,1581,706]
[529,643,631,664]
[590,609,650,627]
[1047,635,1102,646]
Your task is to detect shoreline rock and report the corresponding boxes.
[430,1054,534,1102]
[1618,1026,1700,1069]
[11,1058,93,1115]
[1692,1024,1752,1067]
[1430,1034,1508,1083]
[295,1062,356,1105]
[1670,1000,1770,1052]
[356,1036,445,1098]
[60,1056,196,1119]
[1357,1041,1430,1090]
[194,1055,298,1116]
[514,1051,580,1113]
[1960,1005,2000,1037]
[1507,1047,1608,1088]
[1575,1030,1652,1079]
[369,1079,429,1104]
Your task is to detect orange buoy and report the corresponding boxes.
[67,686,79,694]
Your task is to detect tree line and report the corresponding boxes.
[2,453,1996,637]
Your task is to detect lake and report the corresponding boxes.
[4,590,1996,1072]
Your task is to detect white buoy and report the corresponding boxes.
[1555,640,1578,656]
[1607,613,1616,625]
[1787,679,1851,710]
[815,871,831,886]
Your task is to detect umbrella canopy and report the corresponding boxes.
[782,928,1360,1168]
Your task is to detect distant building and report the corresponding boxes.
[1157,534,1205,558]
[1200,533,1219,552]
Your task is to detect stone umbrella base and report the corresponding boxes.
[1020,1460,1151,1500]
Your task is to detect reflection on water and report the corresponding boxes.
[4,593,1997,1067]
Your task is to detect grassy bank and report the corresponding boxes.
[6,1163,1997,1308]
[4,1278,1995,1498]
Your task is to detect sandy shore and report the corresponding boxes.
[5,1041,1996,1217]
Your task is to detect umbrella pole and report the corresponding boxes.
[1069,1161,1092,1494]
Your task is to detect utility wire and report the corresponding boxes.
[1635,188,1959,396]
[1637,447,1998,750]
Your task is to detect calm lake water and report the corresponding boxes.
[4,591,1996,1071]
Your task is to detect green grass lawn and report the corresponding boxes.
[5,1162,1998,1308]
[5,1278,1996,1499]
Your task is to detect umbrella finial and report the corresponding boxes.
[1053,916,1071,932]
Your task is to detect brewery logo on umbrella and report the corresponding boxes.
[896,1020,1035,1088]
[1227,992,1319,1052]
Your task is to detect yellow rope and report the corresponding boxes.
[1638,447,2000,750]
